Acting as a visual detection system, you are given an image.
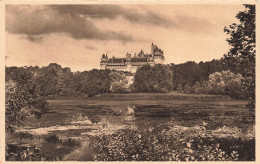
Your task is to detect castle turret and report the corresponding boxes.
[126,52,131,62]
[125,52,132,72]
[151,43,158,55]
[151,43,164,64]
[100,53,108,69]
[138,49,145,57]
[147,54,155,66]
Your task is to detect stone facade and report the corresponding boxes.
[100,43,165,74]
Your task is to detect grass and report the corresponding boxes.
[92,92,231,100]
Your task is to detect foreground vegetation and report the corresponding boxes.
[92,128,254,161]
[6,123,255,161]
[6,133,81,161]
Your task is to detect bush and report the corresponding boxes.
[32,97,49,118]
[62,137,81,147]
[45,134,61,144]
[208,70,242,98]
[5,80,32,133]
[13,132,34,140]
[92,128,254,161]
[190,71,243,99]
[183,84,191,94]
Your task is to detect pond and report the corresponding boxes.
[14,98,255,161]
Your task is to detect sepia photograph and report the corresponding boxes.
[4,2,256,161]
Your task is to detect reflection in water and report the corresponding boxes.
[87,115,102,124]
[21,103,254,139]
[127,105,135,115]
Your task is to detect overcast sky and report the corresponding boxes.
[5,4,245,71]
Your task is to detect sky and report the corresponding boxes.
[5,4,245,72]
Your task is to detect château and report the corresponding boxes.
[100,43,165,73]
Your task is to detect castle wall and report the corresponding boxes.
[100,64,107,69]
[106,65,127,72]
[126,63,132,72]
[126,75,134,86]
[154,58,164,64]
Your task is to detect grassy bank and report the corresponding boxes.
[93,92,231,100]
[44,92,232,101]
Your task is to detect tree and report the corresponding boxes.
[192,81,202,94]
[170,62,201,90]
[110,71,129,93]
[5,80,48,133]
[223,5,255,110]
[5,66,50,133]
[81,69,111,97]
[208,70,243,98]
[133,64,173,93]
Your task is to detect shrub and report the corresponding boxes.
[62,137,81,147]
[192,81,202,94]
[92,128,253,161]
[44,134,61,144]
[208,70,242,98]
[183,84,192,94]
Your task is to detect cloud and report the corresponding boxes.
[52,5,174,27]
[6,5,133,42]
[25,35,43,43]
[6,5,213,43]
[52,5,213,31]
[85,45,97,50]
[173,14,213,34]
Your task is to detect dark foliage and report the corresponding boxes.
[133,64,173,93]
[169,59,228,91]
[92,128,254,161]
[223,5,255,110]
[44,134,61,143]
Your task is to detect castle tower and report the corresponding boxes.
[125,52,132,72]
[151,43,158,55]
[100,53,108,69]
[151,43,164,64]
[147,54,155,66]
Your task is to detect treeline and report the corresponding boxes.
[5,63,130,97]
[6,59,244,98]
[168,59,244,99]
[132,60,244,99]
[170,59,227,90]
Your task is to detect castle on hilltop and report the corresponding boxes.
[100,43,165,73]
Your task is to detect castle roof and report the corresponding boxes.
[108,58,126,63]
[131,57,147,63]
